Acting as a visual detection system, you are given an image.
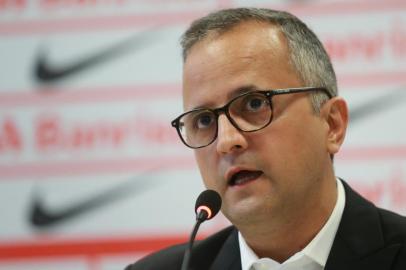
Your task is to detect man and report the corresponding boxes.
[126,7,406,270]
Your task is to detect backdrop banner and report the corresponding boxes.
[1,1,405,269]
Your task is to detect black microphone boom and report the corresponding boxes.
[181,190,222,270]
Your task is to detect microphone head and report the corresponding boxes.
[195,189,222,220]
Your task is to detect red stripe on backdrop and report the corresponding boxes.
[338,145,406,160]
[0,156,196,180]
[336,71,406,88]
[216,0,234,9]
[283,0,406,17]
[1,145,406,180]
[0,83,181,107]
[0,11,208,35]
[1,72,406,108]
[0,235,189,260]
[0,1,405,35]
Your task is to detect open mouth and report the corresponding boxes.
[228,170,263,186]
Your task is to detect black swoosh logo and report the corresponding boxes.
[349,86,406,123]
[34,30,161,83]
[29,175,155,229]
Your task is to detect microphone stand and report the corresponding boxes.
[180,210,208,270]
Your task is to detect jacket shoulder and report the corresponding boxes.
[125,226,236,270]
[377,208,406,270]
[377,207,406,242]
[125,242,186,270]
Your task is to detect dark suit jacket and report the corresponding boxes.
[126,182,406,270]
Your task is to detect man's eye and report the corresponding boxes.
[195,113,214,129]
[245,96,267,111]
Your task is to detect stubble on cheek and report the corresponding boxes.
[194,148,219,191]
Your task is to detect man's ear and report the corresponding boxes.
[321,97,349,155]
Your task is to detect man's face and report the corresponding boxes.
[182,22,333,226]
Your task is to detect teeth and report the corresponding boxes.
[234,177,253,185]
[230,170,262,186]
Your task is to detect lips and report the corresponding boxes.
[228,170,263,186]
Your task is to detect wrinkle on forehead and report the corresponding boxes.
[188,23,293,75]
[182,21,299,110]
[197,22,285,54]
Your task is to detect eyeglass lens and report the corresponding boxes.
[179,93,272,147]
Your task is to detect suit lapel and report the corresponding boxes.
[203,181,401,270]
[210,228,242,270]
[325,181,401,270]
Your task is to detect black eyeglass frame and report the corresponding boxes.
[171,87,332,149]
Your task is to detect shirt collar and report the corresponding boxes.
[239,178,346,270]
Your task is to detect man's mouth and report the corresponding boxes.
[228,170,263,186]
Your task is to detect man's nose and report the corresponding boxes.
[216,114,248,154]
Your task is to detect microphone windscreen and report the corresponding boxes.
[194,189,222,220]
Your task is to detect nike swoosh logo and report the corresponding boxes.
[34,30,160,83]
[349,87,406,123]
[29,175,155,228]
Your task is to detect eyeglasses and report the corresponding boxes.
[171,87,332,149]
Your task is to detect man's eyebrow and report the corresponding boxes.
[190,85,261,111]
[227,85,261,99]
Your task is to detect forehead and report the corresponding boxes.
[182,21,302,110]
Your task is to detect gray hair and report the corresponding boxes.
[180,7,337,113]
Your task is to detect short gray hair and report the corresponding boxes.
[180,7,337,113]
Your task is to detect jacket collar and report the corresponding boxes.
[210,228,241,270]
[206,181,401,270]
[325,180,401,270]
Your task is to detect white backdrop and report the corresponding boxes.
[0,1,405,269]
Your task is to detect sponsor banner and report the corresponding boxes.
[0,1,405,269]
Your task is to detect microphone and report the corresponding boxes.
[181,190,222,270]
[195,189,222,222]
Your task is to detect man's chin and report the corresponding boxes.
[223,199,270,226]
